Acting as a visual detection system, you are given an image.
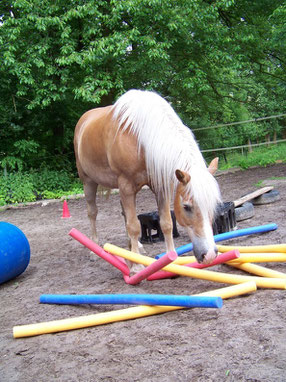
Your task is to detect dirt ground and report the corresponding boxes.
[1,163,286,382]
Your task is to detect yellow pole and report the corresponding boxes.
[227,253,286,264]
[228,262,286,279]
[176,253,286,265]
[13,281,257,338]
[103,244,286,290]
[198,281,257,298]
[217,244,286,253]
[174,256,196,265]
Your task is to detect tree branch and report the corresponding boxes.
[207,77,249,103]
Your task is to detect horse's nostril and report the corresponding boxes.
[194,252,205,264]
[202,250,218,265]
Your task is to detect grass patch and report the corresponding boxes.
[218,143,286,170]
[255,176,286,188]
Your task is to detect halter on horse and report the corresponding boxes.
[74,89,221,271]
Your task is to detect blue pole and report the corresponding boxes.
[155,223,278,259]
[40,294,223,308]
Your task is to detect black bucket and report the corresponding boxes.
[213,201,236,235]
[138,210,179,243]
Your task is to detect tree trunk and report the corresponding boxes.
[273,131,277,144]
[266,133,270,147]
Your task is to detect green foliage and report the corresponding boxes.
[30,169,77,194]
[0,169,83,206]
[13,139,40,159]
[0,156,24,172]
[0,139,41,172]
[0,173,36,205]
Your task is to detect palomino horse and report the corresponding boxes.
[74,89,221,271]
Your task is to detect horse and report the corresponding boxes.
[74,89,221,272]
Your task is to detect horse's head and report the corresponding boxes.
[174,158,219,264]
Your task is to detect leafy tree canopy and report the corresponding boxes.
[0,0,285,171]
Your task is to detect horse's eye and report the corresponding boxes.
[183,204,193,213]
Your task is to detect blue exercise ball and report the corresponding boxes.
[0,222,30,284]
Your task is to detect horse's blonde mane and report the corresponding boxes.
[112,89,221,217]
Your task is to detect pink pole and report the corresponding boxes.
[147,250,240,281]
[69,228,130,276]
[186,249,240,269]
[124,251,178,285]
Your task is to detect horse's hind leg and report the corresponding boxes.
[83,180,99,243]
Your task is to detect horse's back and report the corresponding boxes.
[74,106,112,152]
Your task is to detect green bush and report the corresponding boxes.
[30,169,80,196]
[0,169,83,206]
[0,173,36,205]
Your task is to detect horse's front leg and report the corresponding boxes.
[119,187,140,253]
[83,180,99,243]
[118,177,144,274]
[156,192,176,253]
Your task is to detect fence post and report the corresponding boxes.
[248,138,253,153]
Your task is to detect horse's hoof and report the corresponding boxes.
[138,242,147,254]
[129,263,145,276]
[89,251,99,262]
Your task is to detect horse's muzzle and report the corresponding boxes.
[202,247,218,264]
[193,245,218,264]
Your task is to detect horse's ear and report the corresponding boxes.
[208,157,219,175]
[175,170,191,185]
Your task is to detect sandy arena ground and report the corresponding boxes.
[1,163,286,382]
